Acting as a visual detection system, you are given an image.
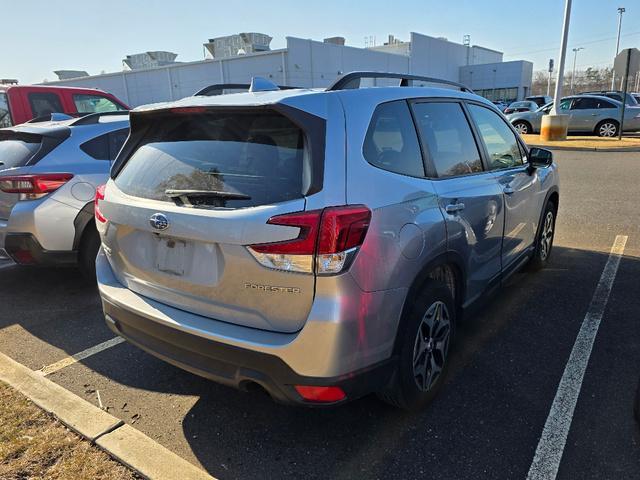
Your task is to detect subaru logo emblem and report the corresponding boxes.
[149,213,169,231]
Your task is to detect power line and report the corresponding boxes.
[504,29,640,58]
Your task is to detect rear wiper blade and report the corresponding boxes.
[165,189,251,200]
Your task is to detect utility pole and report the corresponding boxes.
[571,47,584,93]
[611,7,625,89]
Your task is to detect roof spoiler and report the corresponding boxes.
[327,71,473,93]
[26,112,75,123]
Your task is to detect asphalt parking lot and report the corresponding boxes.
[1,150,639,480]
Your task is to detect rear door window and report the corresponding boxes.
[411,102,483,178]
[73,95,124,114]
[0,134,41,169]
[362,101,425,177]
[114,110,308,209]
[0,93,12,127]
[28,93,64,118]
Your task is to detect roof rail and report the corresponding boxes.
[327,71,473,93]
[70,110,130,126]
[193,82,300,97]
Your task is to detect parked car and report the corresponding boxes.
[632,93,640,104]
[582,90,639,106]
[507,95,640,136]
[525,95,553,108]
[0,84,129,127]
[0,112,129,279]
[503,101,539,115]
[95,72,559,410]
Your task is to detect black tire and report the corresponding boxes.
[378,280,455,411]
[528,200,556,271]
[513,120,532,135]
[595,119,619,138]
[78,223,100,283]
[634,379,640,426]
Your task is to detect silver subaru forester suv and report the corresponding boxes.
[96,73,559,410]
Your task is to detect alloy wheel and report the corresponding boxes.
[514,122,529,135]
[598,122,617,137]
[540,211,554,261]
[412,301,451,392]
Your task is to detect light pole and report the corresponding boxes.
[542,0,572,141]
[547,58,554,97]
[611,6,625,89]
[571,47,584,93]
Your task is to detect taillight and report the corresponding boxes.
[247,205,371,275]
[0,173,73,199]
[95,184,107,224]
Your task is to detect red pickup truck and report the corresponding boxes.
[0,84,129,126]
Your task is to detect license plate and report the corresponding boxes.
[156,237,188,276]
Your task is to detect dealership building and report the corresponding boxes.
[45,32,532,107]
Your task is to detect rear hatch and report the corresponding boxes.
[0,128,68,219]
[102,107,323,333]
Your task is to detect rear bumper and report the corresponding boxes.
[103,298,396,405]
[97,250,404,405]
[4,233,78,266]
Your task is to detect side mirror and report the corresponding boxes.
[528,147,553,168]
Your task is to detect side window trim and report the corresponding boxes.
[408,97,490,180]
[464,100,529,171]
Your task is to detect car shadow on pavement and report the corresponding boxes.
[177,245,640,479]
[1,246,639,479]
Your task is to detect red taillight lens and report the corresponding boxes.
[318,206,371,254]
[249,210,322,255]
[95,184,107,224]
[295,385,346,403]
[0,173,73,195]
[247,205,371,274]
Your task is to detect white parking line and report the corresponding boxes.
[38,337,125,376]
[526,235,628,480]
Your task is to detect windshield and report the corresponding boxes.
[0,93,12,128]
[115,110,308,209]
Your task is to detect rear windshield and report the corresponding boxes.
[0,133,41,170]
[0,93,12,128]
[115,110,307,209]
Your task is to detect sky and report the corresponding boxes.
[2,0,639,84]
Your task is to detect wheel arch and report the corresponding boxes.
[392,252,466,356]
[72,201,95,251]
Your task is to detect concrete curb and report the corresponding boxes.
[0,351,215,480]
[527,144,640,153]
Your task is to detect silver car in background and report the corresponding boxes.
[0,112,129,279]
[507,94,640,136]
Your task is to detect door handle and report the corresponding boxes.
[503,186,515,195]
[445,203,465,214]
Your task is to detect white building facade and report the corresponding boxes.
[44,33,532,107]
